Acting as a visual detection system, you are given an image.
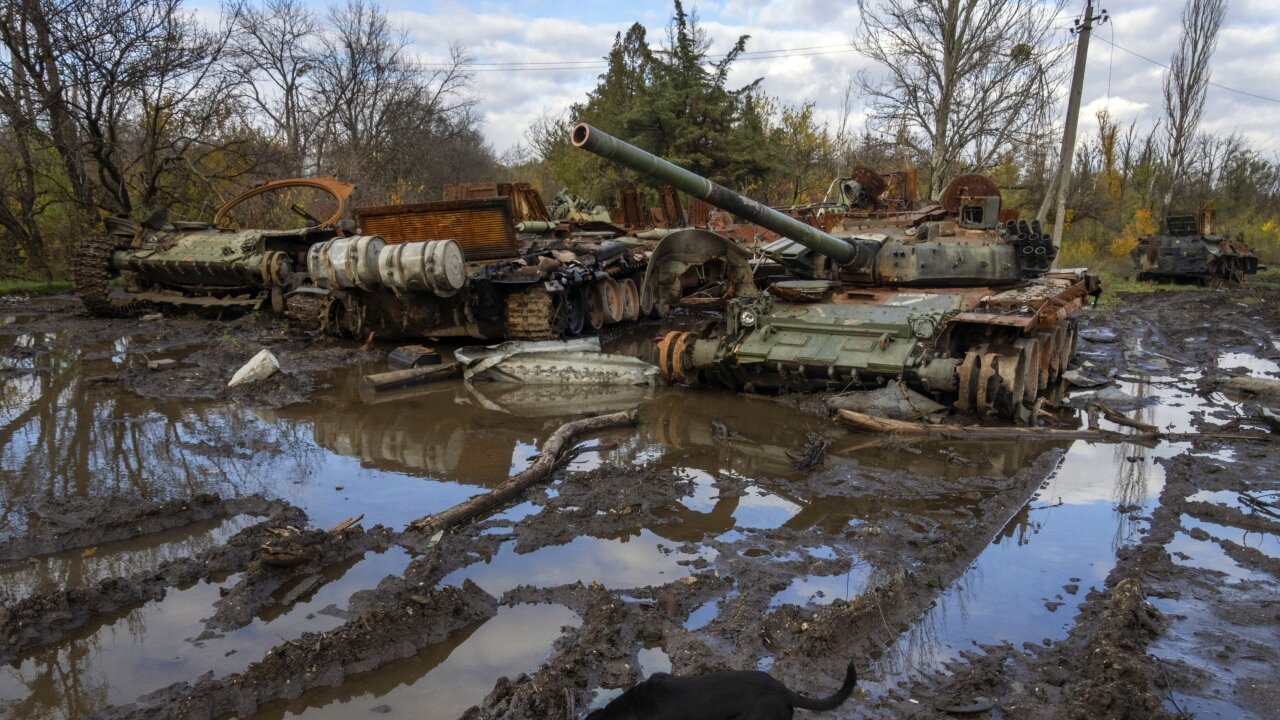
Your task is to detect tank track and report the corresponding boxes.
[72,235,150,318]
[504,287,558,340]
[283,293,325,331]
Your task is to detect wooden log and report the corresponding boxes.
[360,362,460,393]
[833,409,1267,445]
[406,408,639,535]
[1091,403,1159,434]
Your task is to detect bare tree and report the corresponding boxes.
[856,0,1069,199]
[0,0,240,219]
[1161,0,1226,217]
[226,0,321,176]
[311,0,481,200]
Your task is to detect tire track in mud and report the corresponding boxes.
[0,494,280,562]
[457,451,1068,718]
[0,499,306,664]
[94,557,500,719]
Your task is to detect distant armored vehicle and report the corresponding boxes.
[1131,214,1259,284]
[572,123,1099,422]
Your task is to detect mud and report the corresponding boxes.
[0,500,306,663]
[0,287,1276,720]
[0,493,278,561]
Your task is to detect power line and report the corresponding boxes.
[1094,35,1280,104]
[422,43,858,71]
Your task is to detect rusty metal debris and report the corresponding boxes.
[571,122,1100,423]
[74,175,665,343]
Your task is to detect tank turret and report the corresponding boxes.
[570,123,1100,423]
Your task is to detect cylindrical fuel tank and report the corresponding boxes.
[376,239,466,297]
[307,235,385,290]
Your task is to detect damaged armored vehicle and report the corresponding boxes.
[572,123,1100,422]
[1131,213,1259,284]
[75,177,653,341]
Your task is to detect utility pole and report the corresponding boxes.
[1051,0,1108,257]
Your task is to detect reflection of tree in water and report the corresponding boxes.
[1110,379,1157,550]
[1,614,113,720]
[0,515,252,599]
[876,561,985,679]
[0,344,320,533]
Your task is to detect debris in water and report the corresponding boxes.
[825,382,946,421]
[789,432,831,471]
[388,344,441,368]
[456,338,657,385]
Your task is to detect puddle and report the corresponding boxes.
[0,315,1271,718]
[440,531,713,596]
[0,514,258,599]
[636,645,672,677]
[1181,515,1280,559]
[1216,351,1280,376]
[260,603,580,719]
[768,564,870,608]
[0,548,411,719]
[1167,531,1272,583]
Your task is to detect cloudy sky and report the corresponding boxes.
[205,0,1280,157]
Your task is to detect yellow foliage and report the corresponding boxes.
[1110,208,1156,260]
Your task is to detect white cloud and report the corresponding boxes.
[195,0,1280,157]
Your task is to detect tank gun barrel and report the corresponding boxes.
[571,123,865,267]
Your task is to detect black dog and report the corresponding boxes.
[585,661,857,719]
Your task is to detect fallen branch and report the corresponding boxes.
[360,363,460,393]
[1090,403,1160,434]
[834,409,1268,445]
[406,409,639,534]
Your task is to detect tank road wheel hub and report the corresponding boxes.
[585,284,606,331]
[657,331,697,383]
[596,278,625,324]
[619,277,641,322]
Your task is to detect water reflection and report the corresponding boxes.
[0,549,412,719]
[0,342,321,535]
[0,514,256,600]
[261,603,580,720]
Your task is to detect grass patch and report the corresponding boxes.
[0,279,72,296]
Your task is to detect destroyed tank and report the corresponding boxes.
[75,176,652,341]
[73,177,356,322]
[1131,213,1259,284]
[571,123,1100,422]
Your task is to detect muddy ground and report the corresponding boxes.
[0,284,1276,720]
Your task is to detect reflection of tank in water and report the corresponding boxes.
[264,391,519,483]
[1131,213,1259,284]
[572,124,1100,422]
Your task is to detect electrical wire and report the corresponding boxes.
[1094,35,1280,104]
[420,43,860,72]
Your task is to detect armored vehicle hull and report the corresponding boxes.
[571,123,1099,422]
[75,177,655,341]
[1132,214,1259,284]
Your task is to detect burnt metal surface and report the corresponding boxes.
[356,198,520,261]
[571,122,1098,422]
[1131,214,1260,284]
[212,176,355,229]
